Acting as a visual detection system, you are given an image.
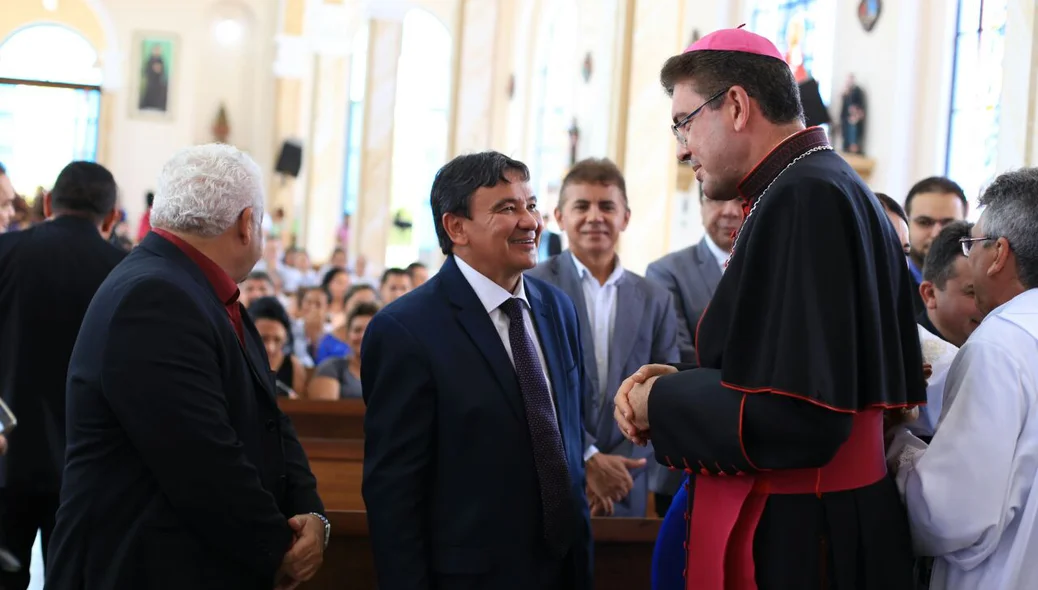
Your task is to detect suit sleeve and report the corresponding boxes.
[645,262,696,364]
[277,409,324,516]
[101,281,292,581]
[361,311,434,590]
[648,368,852,474]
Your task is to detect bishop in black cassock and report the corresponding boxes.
[617,28,927,590]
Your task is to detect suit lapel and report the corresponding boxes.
[695,238,723,297]
[557,252,599,396]
[442,258,524,421]
[605,276,644,420]
[240,308,278,402]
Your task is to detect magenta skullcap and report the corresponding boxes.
[683,24,784,61]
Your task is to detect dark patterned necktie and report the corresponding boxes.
[499,297,574,555]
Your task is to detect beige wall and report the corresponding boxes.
[3,0,279,231]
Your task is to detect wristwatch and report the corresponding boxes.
[308,512,331,548]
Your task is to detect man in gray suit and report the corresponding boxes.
[644,189,743,515]
[528,158,679,518]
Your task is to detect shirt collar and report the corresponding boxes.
[454,255,530,314]
[570,251,624,287]
[702,234,730,271]
[737,127,830,203]
[152,228,240,306]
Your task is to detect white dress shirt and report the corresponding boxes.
[703,234,729,272]
[888,288,1038,590]
[454,256,556,417]
[570,255,624,461]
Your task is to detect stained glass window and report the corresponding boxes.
[749,0,836,106]
[945,0,1007,215]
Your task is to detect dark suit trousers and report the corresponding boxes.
[0,488,58,590]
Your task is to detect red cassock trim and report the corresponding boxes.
[684,409,886,590]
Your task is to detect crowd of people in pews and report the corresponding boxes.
[0,25,1036,590]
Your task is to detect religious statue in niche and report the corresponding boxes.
[212,103,230,143]
[568,118,580,167]
[858,0,882,33]
[840,74,867,154]
[582,53,593,83]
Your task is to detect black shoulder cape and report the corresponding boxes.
[695,127,926,412]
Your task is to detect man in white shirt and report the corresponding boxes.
[888,168,1038,590]
[527,158,679,517]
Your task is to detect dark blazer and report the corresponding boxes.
[45,233,323,590]
[362,255,592,590]
[545,232,563,257]
[645,238,723,365]
[526,251,679,514]
[644,238,723,496]
[0,216,125,493]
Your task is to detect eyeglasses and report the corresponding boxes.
[959,236,995,257]
[671,87,730,147]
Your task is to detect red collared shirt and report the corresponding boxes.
[152,228,245,345]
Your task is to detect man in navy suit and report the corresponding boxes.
[46,144,326,590]
[362,151,593,590]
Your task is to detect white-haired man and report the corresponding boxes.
[46,144,327,590]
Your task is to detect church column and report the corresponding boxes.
[451,0,503,156]
[354,19,404,270]
[270,0,311,246]
[616,0,685,274]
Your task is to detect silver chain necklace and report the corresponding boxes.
[725,145,833,267]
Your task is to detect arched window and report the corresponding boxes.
[945,0,1006,214]
[386,9,451,267]
[529,0,579,210]
[342,22,369,217]
[0,24,102,195]
[749,0,836,105]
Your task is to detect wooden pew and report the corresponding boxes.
[279,398,365,440]
[299,511,660,590]
[279,398,367,511]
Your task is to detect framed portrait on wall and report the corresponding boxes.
[129,31,178,121]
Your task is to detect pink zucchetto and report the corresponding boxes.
[683,24,784,62]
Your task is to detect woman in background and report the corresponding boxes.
[321,267,352,328]
[313,283,377,364]
[308,302,379,400]
[247,296,306,398]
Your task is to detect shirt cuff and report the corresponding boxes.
[583,445,600,462]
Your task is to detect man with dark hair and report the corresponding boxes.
[0,162,16,233]
[911,221,980,440]
[0,161,125,589]
[614,28,923,590]
[889,167,1038,589]
[405,261,429,287]
[919,221,980,348]
[363,151,593,589]
[240,270,276,307]
[904,176,968,314]
[528,157,679,518]
[378,267,412,304]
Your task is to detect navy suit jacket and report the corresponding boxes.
[362,255,593,590]
[45,233,322,590]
